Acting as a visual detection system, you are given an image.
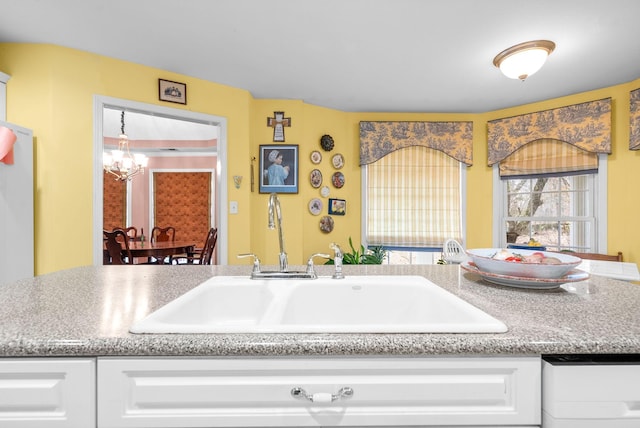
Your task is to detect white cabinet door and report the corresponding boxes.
[98,356,540,427]
[543,359,640,427]
[0,120,34,285]
[0,72,8,120]
[0,358,95,428]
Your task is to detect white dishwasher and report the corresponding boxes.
[543,355,640,427]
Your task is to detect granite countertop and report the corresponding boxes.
[0,264,639,357]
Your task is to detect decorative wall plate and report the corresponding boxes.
[332,153,344,169]
[319,215,334,233]
[310,169,323,188]
[320,185,330,197]
[310,150,322,164]
[320,134,335,151]
[308,198,323,215]
[331,171,345,188]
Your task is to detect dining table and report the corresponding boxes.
[119,241,197,265]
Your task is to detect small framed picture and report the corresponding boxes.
[159,79,187,104]
[259,144,299,194]
[328,198,346,215]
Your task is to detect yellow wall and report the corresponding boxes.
[249,100,357,265]
[1,43,639,274]
[0,44,253,274]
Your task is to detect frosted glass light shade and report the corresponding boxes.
[493,40,555,81]
[111,149,124,162]
[122,157,133,170]
[134,153,148,167]
[103,152,112,166]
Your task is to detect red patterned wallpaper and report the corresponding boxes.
[103,171,126,230]
[154,172,211,248]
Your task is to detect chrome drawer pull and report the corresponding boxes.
[291,386,353,403]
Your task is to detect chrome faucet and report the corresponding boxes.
[330,243,344,279]
[268,193,288,272]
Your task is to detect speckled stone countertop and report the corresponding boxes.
[0,264,639,357]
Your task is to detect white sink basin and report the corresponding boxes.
[129,276,507,334]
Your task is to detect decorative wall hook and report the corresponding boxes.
[250,157,256,192]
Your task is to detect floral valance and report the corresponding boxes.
[487,98,611,166]
[359,121,473,166]
[630,88,640,150]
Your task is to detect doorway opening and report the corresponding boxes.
[93,95,228,265]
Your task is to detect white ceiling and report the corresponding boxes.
[103,107,218,142]
[1,0,640,114]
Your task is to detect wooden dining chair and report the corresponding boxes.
[149,226,176,263]
[122,226,138,241]
[198,227,218,265]
[175,227,218,265]
[569,251,623,262]
[110,226,137,242]
[151,226,176,243]
[103,229,133,265]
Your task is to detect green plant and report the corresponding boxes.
[325,237,386,265]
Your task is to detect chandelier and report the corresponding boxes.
[103,111,148,181]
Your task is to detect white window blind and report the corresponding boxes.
[366,146,462,248]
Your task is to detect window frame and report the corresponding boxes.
[491,154,608,252]
[360,154,467,258]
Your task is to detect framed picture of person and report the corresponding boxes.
[259,144,299,194]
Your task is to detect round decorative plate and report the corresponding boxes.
[331,171,345,188]
[320,185,330,197]
[319,215,334,233]
[320,134,335,151]
[308,198,323,216]
[332,153,344,169]
[310,150,322,164]
[461,261,589,290]
[310,169,323,188]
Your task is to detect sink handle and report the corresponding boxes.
[237,253,261,273]
[306,253,330,278]
[291,386,353,403]
[330,243,344,279]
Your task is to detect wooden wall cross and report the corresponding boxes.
[267,111,291,142]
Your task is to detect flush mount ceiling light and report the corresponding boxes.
[493,40,556,81]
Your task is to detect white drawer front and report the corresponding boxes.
[543,360,640,423]
[98,357,540,427]
[0,358,95,428]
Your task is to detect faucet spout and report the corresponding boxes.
[268,193,288,272]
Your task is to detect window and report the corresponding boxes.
[486,100,612,253]
[362,146,465,264]
[505,175,594,251]
[493,155,607,252]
